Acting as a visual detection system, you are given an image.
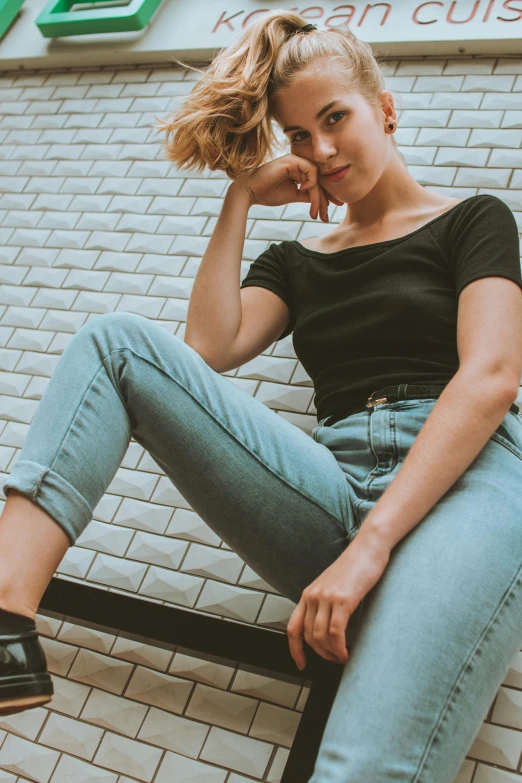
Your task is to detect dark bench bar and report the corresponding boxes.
[40,576,346,783]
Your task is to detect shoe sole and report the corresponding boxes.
[0,672,53,715]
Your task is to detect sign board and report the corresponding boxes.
[0,0,521,70]
[0,0,24,41]
[35,0,165,38]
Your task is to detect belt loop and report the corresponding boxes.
[398,383,407,401]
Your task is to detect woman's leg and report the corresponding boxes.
[308,401,522,783]
[0,489,70,620]
[0,311,359,620]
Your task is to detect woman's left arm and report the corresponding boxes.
[359,367,517,553]
[360,274,522,552]
[287,276,522,671]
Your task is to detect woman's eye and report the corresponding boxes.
[291,112,344,143]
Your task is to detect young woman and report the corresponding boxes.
[1,10,522,782]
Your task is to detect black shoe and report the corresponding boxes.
[0,625,54,715]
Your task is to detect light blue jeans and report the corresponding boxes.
[4,311,522,783]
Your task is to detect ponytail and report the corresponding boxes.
[155,9,404,179]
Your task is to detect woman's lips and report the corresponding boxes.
[323,165,350,182]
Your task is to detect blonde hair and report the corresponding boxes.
[156,10,404,180]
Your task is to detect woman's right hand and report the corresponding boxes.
[233,153,345,223]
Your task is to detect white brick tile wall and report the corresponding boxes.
[0,54,520,783]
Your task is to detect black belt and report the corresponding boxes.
[322,383,520,427]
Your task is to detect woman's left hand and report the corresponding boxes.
[287,529,392,669]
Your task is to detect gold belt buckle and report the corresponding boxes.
[366,393,388,408]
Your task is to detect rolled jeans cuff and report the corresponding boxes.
[3,460,91,547]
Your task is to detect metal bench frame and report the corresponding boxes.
[40,576,345,783]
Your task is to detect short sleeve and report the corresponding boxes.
[447,194,522,297]
[240,241,295,340]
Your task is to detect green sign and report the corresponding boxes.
[36,0,165,38]
[0,0,24,41]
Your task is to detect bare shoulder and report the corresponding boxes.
[296,196,465,253]
[297,235,334,251]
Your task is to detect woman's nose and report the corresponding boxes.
[312,137,337,161]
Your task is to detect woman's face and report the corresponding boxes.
[272,59,396,203]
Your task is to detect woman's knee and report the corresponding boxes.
[86,311,148,333]
[75,312,151,346]
[62,312,154,363]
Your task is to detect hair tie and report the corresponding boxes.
[299,23,317,33]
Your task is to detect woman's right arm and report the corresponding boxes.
[183,154,343,370]
[183,181,253,366]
